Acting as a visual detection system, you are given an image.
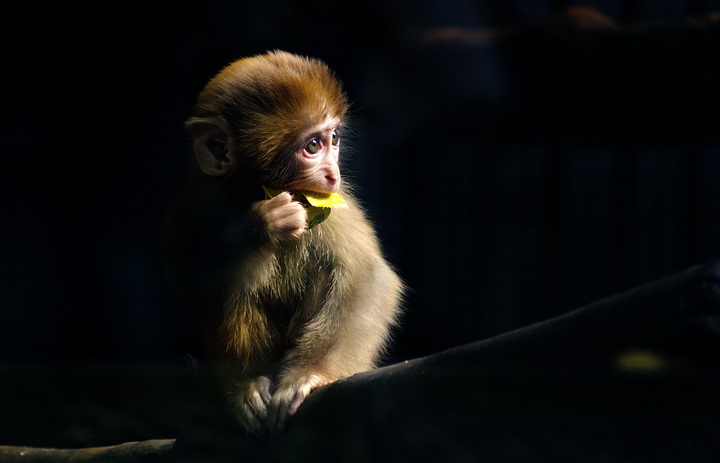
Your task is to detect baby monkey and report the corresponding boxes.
[163,50,404,434]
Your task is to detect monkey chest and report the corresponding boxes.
[261,244,332,312]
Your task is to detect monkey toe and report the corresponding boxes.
[239,397,271,435]
[266,394,291,435]
[234,376,273,434]
[239,410,267,434]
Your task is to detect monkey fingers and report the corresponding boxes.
[254,193,308,242]
[266,373,330,435]
[234,376,273,434]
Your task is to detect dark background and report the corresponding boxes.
[2,0,720,367]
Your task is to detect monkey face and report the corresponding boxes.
[281,118,342,194]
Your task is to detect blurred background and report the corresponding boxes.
[1,0,719,367]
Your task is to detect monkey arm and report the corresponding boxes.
[296,262,402,376]
[266,258,403,433]
[277,204,404,382]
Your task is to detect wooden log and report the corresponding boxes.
[0,440,174,463]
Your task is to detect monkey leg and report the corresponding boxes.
[230,376,273,434]
[265,264,402,435]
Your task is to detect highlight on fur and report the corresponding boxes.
[190,51,349,173]
[163,50,404,435]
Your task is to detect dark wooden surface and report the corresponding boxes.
[2,259,719,462]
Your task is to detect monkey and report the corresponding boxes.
[163,50,404,435]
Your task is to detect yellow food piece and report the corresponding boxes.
[301,191,348,208]
[262,186,347,228]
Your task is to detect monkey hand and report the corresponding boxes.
[252,192,308,245]
[266,373,331,435]
[232,376,274,434]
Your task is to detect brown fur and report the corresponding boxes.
[163,50,403,434]
[190,51,348,175]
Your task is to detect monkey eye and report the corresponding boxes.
[305,138,321,155]
[331,130,340,146]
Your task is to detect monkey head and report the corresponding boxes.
[186,50,349,194]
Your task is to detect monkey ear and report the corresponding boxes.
[186,117,235,176]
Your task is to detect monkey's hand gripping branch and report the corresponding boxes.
[234,372,330,435]
[266,373,331,435]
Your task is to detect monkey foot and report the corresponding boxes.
[266,373,331,435]
[233,376,273,435]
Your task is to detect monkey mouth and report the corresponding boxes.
[300,191,347,208]
[262,186,347,209]
[262,186,347,229]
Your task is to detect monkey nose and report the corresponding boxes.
[325,173,339,191]
[322,166,340,191]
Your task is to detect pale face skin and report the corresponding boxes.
[252,119,342,245]
[286,119,342,194]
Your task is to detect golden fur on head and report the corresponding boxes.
[191,50,349,173]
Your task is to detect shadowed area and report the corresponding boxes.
[2,260,719,462]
